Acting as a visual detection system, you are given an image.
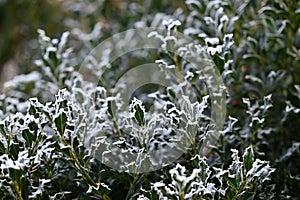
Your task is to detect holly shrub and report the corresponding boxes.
[0,0,299,199]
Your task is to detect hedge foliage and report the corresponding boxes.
[0,0,299,199]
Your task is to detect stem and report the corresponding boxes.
[111,115,121,136]
[174,53,183,76]
[37,93,112,199]
[125,174,140,200]
[13,180,23,200]
[101,193,112,200]
[250,124,258,145]
[28,136,40,157]
[55,124,112,200]
[173,53,184,83]
[236,177,248,198]
[60,135,97,186]
[179,193,185,200]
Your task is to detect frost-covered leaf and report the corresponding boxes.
[129,98,145,127]
[243,145,254,172]
[54,110,68,136]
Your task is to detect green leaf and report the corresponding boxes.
[213,54,225,73]
[10,141,20,159]
[243,146,254,172]
[134,103,145,127]
[58,100,68,109]
[54,111,68,135]
[224,187,235,199]
[28,122,38,132]
[28,105,36,115]
[49,50,59,69]
[167,88,176,100]
[224,173,239,190]
[22,129,36,147]
[107,100,114,117]
[0,123,6,137]
[0,141,5,154]
[9,168,22,182]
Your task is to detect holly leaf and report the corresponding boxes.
[243,146,254,172]
[134,104,145,127]
[54,111,68,135]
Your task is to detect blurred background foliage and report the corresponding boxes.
[0,0,64,76]
[0,0,187,87]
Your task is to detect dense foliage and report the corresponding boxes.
[0,0,299,199]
